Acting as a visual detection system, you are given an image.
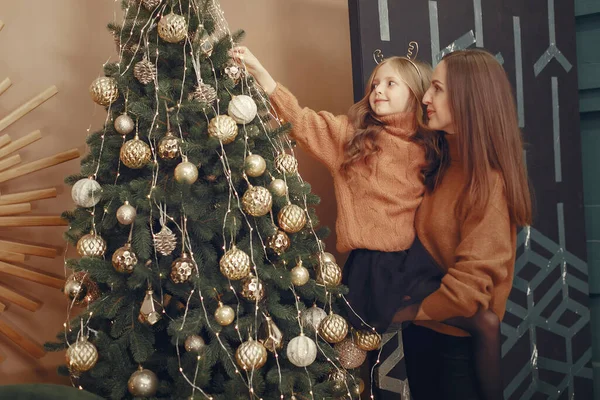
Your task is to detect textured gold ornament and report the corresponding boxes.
[241,275,265,302]
[158,131,181,160]
[120,135,152,169]
[114,113,134,135]
[269,179,287,196]
[208,115,238,144]
[318,313,348,344]
[72,177,102,208]
[77,232,107,257]
[329,369,347,392]
[158,12,188,43]
[184,335,206,353]
[63,272,100,306]
[133,56,157,85]
[214,302,235,326]
[320,252,337,264]
[301,304,327,332]
[141,0,161,10]
[153,225,177,256]
[242,186,272,217]
[219,246,251,280]
[335,338,367,369]
[267,230,290,255]
[258,315,283,352]
[223,63,243,85]
[236,338,267,371]
[244,154,266,177]
[128,366,158,397]
[117,201,137,225]
[189,82,217,104]
[228,95,257,124]
[286,334,317,367]
[353,329,382,351]
[112,243,138,273]
[290,260,310,286]
[316,260,342,287]
[174,158,199,184]
[274,153,298,175]
[277,204,306,233]
[170,253,195,284]
[138,288,161,325]
[66,337,98,375]
[89,77,119,106]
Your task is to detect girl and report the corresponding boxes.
[397,49,533,400]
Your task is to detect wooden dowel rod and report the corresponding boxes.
[0,239,57,258]
[0,251,25,263]
[0,154,20,172]
[0,216,66,227]
[0,283,41,312]
[0,261,64,288]
[0,21,4,33]
[0,86,58,133]
[0,134,11,149]
[0,78,11,97]
[0,203,31,216]
[0,148,80,183]
[0,130,42,159]
[0,316,46,359]
[0,188,57,206]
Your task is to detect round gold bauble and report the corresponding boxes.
[316,260,342,287]
[77,232,107,258]
[219,246,251,280]
[214,302,235,326]
[353,329,382,351]
[170,253,195,284]
[236,338,267,371]
[184,335,206,353]
[116,200,136,225]
[274,153,298,175]
[114,113,134,135]
[66,337,98,375]
[158,132,181,160]
[127,366,158,397]
[244,154,266,177]
[242,186,272,217]
[208,115,238,144]
[241,275,265,302]
[90,77,119,106]
[318,313,348,344]
[174,159,199,184]
[277,204,306,233]
[157,12,187,43]
[269,179,288,197]
[267,230,290,255]
[120,136,152,169]
[112,243,138,273]
[290,261,310,286]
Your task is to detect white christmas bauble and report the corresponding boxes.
[287,335,317,367]
[228,95,257,124]
[301,305,327,332]
[72,178,102,208]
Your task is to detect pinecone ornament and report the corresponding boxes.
[153,225,177,256]
[134,56,156,85]
[319,313,348,344]
[189,82,217,104]
[170,253,195,284]
[277,204,306,233]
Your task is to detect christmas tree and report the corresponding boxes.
[46,1,379,398]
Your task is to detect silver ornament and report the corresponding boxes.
[114,113,134,135]
[241,186,272,217]
[153,225,177,256]
[214,302,235,326]
[128,367,158,397]
[89,77,119,106]
[219,246,251,280]
[158,12,187,43]
[290,260,310,286]
[208,115,238,144]
[286,334,317,367]
[72,178,102,208]
[174,158,199,184]
[269,179,288,196]
[301,304,327,333]
[244,154,266,177]
[116,201,136,225]
[228,95,257,124]
[76,232,107,257]
[184,335,206,353]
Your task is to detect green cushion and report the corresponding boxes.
[0,384,103,399]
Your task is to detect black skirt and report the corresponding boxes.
[342,236,444,333]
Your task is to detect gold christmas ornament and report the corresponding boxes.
[72,177,102,208]
[66,337,98,375]
[244,154,266,177]
[335,338,367,369]
[353,329,382,351]
[236,338,268,371]
[258,315,283,352]
[153,225,177,256]
[184,335,206,353]
[228,95,257,124]
[246,124,260,138]
[219,246,251,280]
[214,302,235,326]
[267,230,290,255]
[318,313,348,344]
[112,243,138,273]
[89,76,119,106]
[286,334,317,367]
[274,153,298,175]
[269,179,288,197]
[120,135,152,169]
[290,260,310,286]
[133,56,157,85]
[141,0,161,10]
[128,366,158,397]
[138,288,161,325]
[77,232,107,257]
[223,63,243,84]
[241,275,265,302]
[158,12,188,43]
[114,113,134,135]
[174,157,199,184]
[278,204,306,233]
[63,272,100,306]
[158,131,181,160]
[329,369,347,392]
[208,115,238,144]
[316,260,342,287]
[170,253,195,284]
[116,201,137,225]
[301,304,327,332]
[242,186,272,217]
[189,82,217,104]
[320,252,337,264]
[355,378,365,396]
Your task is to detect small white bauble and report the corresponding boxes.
[72,178,102,208]
[287,334,317,367]
[301,304,327,332]
[228,95,257,124]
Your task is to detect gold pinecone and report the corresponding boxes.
[133,57,156,85]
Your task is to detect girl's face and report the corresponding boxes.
[423,60,455,133]
[368,62,413,117]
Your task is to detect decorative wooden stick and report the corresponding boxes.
[0,301,5,312]
[0,239,57,258]
[0,134,11,149]
[0,251,25,263]
[0,283,41,312]
[0,154,20,172]
[0,148,80,183]
[0,20,4,33]
[0,86,58,133]
[0,78,11,97]
[0,216,66,227]
[0,187,57,206]
[0,261,63,288]
[0,130,42,159]
[0,203,31,216]
[0,316,46,359]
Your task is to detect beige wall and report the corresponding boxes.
[0,0,352,385]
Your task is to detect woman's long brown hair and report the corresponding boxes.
[341,57,447,191]
[443,49,532,226]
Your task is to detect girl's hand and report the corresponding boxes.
[229,46,277,95]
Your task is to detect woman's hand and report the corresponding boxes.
[229,46,277,95]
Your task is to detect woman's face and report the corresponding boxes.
[369,62,412,117]
[423,60,455,134]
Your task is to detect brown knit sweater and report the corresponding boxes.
[413,134,517,337]
[270,84,426,252]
